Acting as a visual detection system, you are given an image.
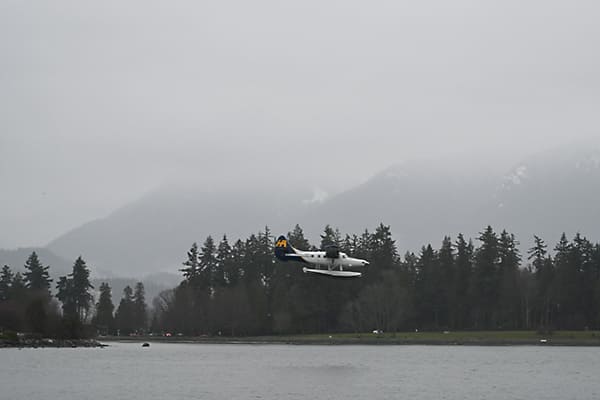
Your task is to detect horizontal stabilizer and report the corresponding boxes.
[302,267,361,278]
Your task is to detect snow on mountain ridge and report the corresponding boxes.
[497,164,529,195]
[303,188,329,204]
[498,146,600,194]
[508,165,528,185]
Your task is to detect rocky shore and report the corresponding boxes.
[0,338,107,348]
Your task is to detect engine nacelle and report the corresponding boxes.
[324,245,340,259]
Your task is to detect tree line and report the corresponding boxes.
[2,224,600,338]
[151,224,600,335]
[0,253,147,338]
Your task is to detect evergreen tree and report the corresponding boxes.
[226,240,245,286]
[56,276,76,317]
[56,257,94,323]
[453,234,473,329]
[242,234,260,284]
[573,234,596,328]
[437,236,454,328]
[149,224,600,336]
[415,244,438,328]
[257,227,275,331]
[402,251,419,288]
[71,257,94,321]
[133,282,147,332]
[288,224,311,250]
[519,265,536,329]
[497,230,521,329]
[270,225,312,330]
[180,243,202,285]
[320,225,342,249]
[471,226,500,329]
[239,233,268,334]
[176,238,217,334]
[273,227,317,334]
[23,252,52,294]
[341,234,359,256]
[357,229,374,266]
[215,235,231,288]
[94,282,115,335]
[369,224,398,283]
[528,235,554,328]
[115,286,135,335]
[200,236,218,288]
[258,226,275,287]
[0,265,13,302]
[10,272,27,301]
[553,233,581,328]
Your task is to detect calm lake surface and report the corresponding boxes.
[1,343,599,400]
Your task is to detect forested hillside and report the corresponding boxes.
[3,224,599,339]
[43,145,600,277]
[150,224,600,335]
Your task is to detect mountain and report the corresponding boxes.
[0,247,73,279]
[295,159,497,251]
[46,183,315,276]
[489,145,600,245]
[41,144,600,277]
[0,246,180,302]
[301,144,600,251]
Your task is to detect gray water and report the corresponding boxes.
[1,343,599,400]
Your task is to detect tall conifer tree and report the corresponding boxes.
[201,236,218,288]
[528,235,554,328]
[471,226,500,329]
[215,235,231,288]
[23,252,52,294]
[94,282,115,334]
[288,224,311,250]
[57,256,94,325]
[133,282,147,332]
[453,234,473,329]
[0,265,13,302]
[497,230,521,328]
[115,285,135,335]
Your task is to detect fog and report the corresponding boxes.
[1,0,599,248]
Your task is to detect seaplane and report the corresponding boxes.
[274,235,369,278]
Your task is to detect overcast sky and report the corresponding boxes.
[1,0,599,248]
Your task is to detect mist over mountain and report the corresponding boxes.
[0,247,72,279]
[490,145,600,245]
[46,183,314,276]
[301,144,600,252]
[11,144,599,278]
[296,159,497,252]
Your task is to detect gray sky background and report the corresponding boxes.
[1,0,599,248]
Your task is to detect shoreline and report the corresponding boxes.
[0,338,108,349]
[99,331,600,346]
[4,331,600,347]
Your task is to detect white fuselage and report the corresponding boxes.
[293,249,369,270]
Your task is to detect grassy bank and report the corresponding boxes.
[102,330,600,346]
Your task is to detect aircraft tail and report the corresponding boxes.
[274,235,296,261]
